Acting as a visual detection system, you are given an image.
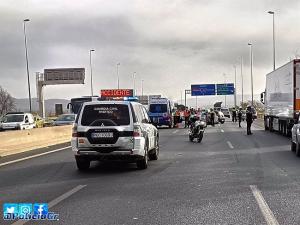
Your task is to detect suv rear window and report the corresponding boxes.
[80,104,130,126]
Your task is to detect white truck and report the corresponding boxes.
[261,59,300,136]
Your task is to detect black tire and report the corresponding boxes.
[291,141,296,152]
[137,142,148,169]
[149,136,159,160]
[189,136,194,142]
[197,132,203,143]
[221,121,224,124]
[75,157,90,171]
[296,141,300,157]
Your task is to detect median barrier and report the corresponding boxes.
[0,125,72,157]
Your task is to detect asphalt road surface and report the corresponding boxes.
[1,120,300,225]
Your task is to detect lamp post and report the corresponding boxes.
[133,72,136,96]
[233,65,237,108]
[141,79,144,97]
[223,73,227,107]
[248,43,254,106]
[240,56,244,108]
[23,19,32,112]
[268,11,276,70]
[117,63,120,89]
[89,49,95,96]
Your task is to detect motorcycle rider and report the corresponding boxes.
[246,106,253,135]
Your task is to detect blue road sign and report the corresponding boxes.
[191,84,216,96]
[216,83,234,95]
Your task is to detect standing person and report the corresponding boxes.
[238,107,242,127]
[210,108,215,127]
[232,108,237,122]
[246,106,253,135]
[184,107,190,128]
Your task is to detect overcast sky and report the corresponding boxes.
[1,0,300,103]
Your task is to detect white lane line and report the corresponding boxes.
[172,130,179,134]
[220,129,224,133]
[0,146,71,167]
[12,185,87,225]
[227,141,234,149]
[250,185,279,225]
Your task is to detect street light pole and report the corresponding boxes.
[241,56,244,108]
[89,49,95,96]
[23,19,32,113]
[234,65,237,108]
[223,73,227,107]
[268,11,276,70]
[117,63,120,89]
[133,72,136,96]
[248,43,254,106]
[141,79,144,97]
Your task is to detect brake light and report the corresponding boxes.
[133,125,142,137]
[72,124,78,137]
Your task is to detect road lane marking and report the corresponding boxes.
[227,141,234,149]
[0,146,71,167]
[221,129,224,133]
[12,185,87,225]
[250,185,279,225]
[172,130,179,134]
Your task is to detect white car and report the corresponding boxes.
[71,100,159,170]
[221,108,230,118]
[1,112,35,130]
[291,117,300,156]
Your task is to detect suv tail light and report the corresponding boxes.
[72,124,78,137]
[133,125,142,137]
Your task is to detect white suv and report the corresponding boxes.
[71,100,159,170]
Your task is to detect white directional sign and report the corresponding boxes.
[43,68,85,85]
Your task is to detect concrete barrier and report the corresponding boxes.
[0,125,72,157]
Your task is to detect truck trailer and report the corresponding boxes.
[261,59,300,136]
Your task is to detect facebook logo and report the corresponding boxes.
[33,203,48,216]
[3,203,18,220]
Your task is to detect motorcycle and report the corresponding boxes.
[189,116,206,143]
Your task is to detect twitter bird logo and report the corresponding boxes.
[3,203,19,216]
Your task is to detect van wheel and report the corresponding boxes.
[137,143,148,169]
[75,157,90,171]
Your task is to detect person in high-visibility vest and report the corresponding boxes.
[184,108,191,128]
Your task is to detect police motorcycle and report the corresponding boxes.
[188,114,206,143]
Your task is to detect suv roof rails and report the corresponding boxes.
[6,112,25,115]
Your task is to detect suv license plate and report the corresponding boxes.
[91,132,114,138]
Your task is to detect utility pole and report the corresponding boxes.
[23,19,32,112]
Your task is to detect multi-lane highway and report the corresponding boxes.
[1,120,300,225]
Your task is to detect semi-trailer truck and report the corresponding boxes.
[261,59,300,136]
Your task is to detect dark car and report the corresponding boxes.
[53,114,76,126]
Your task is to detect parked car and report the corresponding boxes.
[241,110,246,121]
[220,108,230,118]
[1,112,35,130]
[291,116,300,156]
[53,114,76,126]
[71,100,159,170]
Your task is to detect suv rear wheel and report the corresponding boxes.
[149,136,159,160]
[137,142,148,169]
[75,156,90,171]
